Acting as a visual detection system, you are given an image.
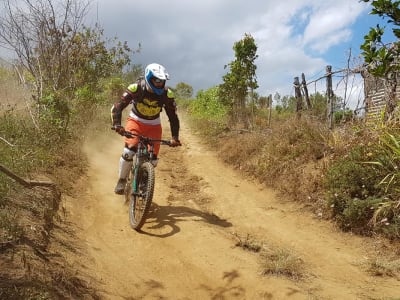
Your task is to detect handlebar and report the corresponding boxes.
[111,126,172,146]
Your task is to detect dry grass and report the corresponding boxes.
[233,233,262,252]
[232,232,306,280]
[0,66,98,299]
[260,245,305,280]
[365,257,400,278]
[213,115,333,215]
[210,113,382,224]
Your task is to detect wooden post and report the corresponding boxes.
[326,65,333,129]
[301,73,311,109]
[0,164,56,188]
[294,77,302,114]
[268,94,272,127]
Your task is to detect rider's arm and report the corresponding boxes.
[164,88,180,140]
[110,84,137,126]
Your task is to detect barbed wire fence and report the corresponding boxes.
[293,64,366,129]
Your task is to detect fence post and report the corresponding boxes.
[326,65,333,129]
[301,73,311,109]
[268,94,272,127]
[0,164,56,188]
[294,77,302,115]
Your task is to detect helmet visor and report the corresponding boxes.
[151,77,166,85]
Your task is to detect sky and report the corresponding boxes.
[88,0,394,108]
[1,0,396,109]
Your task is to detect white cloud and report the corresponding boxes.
[55,1,375,98]
[302,2,367,53]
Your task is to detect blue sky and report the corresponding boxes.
[87,0,398,109]
[1,1,397,109]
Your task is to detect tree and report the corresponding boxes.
[0,0,132,131]
[174,82,193,99]
[219,33,258,127]
[123,64,144,82]
[258,95,270,109]
[361,0,400,121]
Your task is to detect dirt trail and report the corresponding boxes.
[65,115,400,300]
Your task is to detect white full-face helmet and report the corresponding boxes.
[144,63,170,95]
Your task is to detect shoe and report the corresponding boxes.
[114,178,126,195]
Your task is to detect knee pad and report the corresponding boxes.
[122,147,135,161]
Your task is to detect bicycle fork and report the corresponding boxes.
[131,155,146,197]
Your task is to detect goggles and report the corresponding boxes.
[152,77,164,84]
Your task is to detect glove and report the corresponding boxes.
[169,138,181,147]
[114,125,125,136]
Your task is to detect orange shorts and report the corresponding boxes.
[124,117,162,155]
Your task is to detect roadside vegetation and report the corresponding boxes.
[0,0,135,297]
[181,29,400,241]
[178,1,400,279]
[1,0,400,297]
[186,101,400,241]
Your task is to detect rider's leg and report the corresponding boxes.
[114,146,135,194]
[121,118,162,168]
[142,123,162,167]
[118,147,135,178]
[114,118,140,194]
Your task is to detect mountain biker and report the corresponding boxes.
[111,63,181,195]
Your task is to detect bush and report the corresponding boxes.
[189,86,228,136]
[336,197,382,234]
[325,151,381,202]
[334,109,353,124]
[325,128,400,238]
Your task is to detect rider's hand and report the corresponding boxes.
[114,125,125,136]
[169,138,181,147]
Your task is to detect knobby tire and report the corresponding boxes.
[129,162,155,230]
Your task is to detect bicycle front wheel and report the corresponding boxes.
[129,161,155,230]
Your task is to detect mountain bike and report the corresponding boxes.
[116,130,171,231]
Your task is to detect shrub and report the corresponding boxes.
[325,128,400,238]
[189,86,228,136]
[325,153,381,202]
[335,197,382,234]
[334,109,353,124]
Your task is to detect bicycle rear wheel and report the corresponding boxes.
[129,161,155,230]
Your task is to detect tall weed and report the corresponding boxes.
[325,127,400,238]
